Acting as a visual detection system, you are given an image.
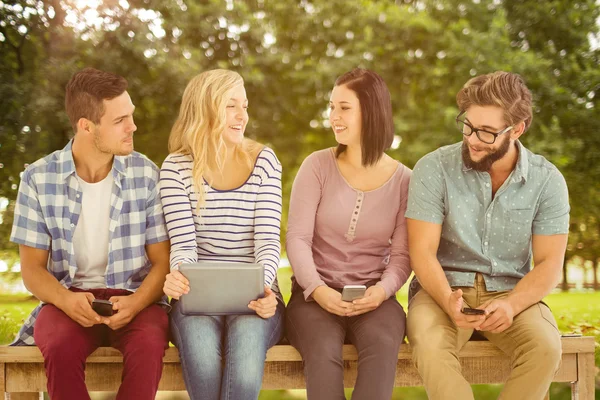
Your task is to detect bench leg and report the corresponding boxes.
[5,394,42,400]
[576,352,595,400]
[571,381,579,400]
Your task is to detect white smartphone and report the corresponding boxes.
[341,285,367,302]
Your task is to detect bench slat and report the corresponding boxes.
[0,337,593,394]
[1,353,581,391]
[0,336,593,364]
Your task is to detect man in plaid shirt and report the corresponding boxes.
[10,68,171,400]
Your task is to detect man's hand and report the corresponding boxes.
[477,298,515,333]
[346,286,386,317]
[446,289,487,329]
[312,286,354,316]
[248,285,278,319]
[56,291,104,327]
[103,294,143,330]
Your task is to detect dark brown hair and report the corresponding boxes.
[65,67,128,133]
[456,71,533,132]
[334,68,394,166]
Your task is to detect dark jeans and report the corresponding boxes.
[285,283,406,400]
[33,287,169,400]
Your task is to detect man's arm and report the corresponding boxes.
[130,240,171,306]
[507,235,568,315]
[478,234,567,333]
[407,219,487,328]
[507,234,567,313]
[105,240,170,329]
[406,219,449,307]
[20,245,68,304]
[20,244,102,326]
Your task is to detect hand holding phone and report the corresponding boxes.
[447,290,486,329]
[461,307,486,315]
[92,299,115,317]
[341,285,367,302]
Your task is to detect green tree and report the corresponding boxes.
[1,0,598,286]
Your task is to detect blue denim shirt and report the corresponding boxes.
[405,141,570,298]
[10,140,169,345]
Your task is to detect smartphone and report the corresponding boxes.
[92,299,114,317]
[341,285,367,302]
[462,307,486,315]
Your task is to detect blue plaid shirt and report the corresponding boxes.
[9,141,169,345]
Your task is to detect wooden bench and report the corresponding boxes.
[0,336,595,399]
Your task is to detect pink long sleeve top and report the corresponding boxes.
[286,148,412,300]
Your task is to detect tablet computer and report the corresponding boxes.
[178,262,264,315]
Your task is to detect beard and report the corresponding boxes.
[94,128,133,156]
[461,135,511,172]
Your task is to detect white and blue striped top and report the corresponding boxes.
[159,147,282,294]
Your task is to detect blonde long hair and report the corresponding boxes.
[168,69,255,210]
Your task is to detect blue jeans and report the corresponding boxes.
[170,299,284,400]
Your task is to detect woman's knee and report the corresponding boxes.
[170,314,222,369]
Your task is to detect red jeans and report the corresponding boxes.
[33,288,169,400]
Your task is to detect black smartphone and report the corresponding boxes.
[462,307,486,315]
[92,299,114,317]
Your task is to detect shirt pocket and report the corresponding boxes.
[503,208,533,245]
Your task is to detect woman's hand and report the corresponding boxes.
[346,286,387,317]
[312,286,355,316]
[163,270,190,300]
[249,285,278,319]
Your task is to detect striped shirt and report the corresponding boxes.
[159,147,282,295]
[9,140,169,345]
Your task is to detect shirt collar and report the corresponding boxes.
[56,139,127,182]
[513,140,529,183]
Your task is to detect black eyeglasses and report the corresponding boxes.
[455,111,513,144]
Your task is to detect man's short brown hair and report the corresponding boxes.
[65,67,128,133]
[334,68,394,166]
[456,71,533,132]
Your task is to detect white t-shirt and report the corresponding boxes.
[71,172,113,289]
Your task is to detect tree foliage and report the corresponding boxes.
[1,0,598,280]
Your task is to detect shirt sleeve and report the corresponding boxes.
[159,156,198,269]
[376,169,413,298]
[286,153,327,300]
[253,149,283,287]
[533,169,570,235]
[145,163,169,245]
[404,153,446,224]
[10,169,51,250]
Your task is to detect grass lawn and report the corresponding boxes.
[1,269,598,399]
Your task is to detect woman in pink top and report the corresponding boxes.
[285,68,412,400]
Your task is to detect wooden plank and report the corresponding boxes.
[5,394,42,400]
[576,352,596,400]
[5,365,46,392]
[262,361,305,389]
[0,336,593,364]
[554,354,579,383]
[156,365,186,391]
[0,350,582,392]
[0,362,5,394]
[560,336,595,354]
[0,336,589,393]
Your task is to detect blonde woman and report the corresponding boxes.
[159,70,284,400]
